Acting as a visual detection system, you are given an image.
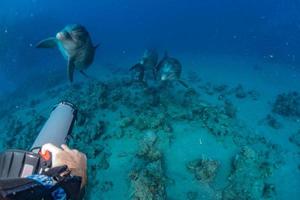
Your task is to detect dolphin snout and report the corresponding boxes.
[56,32,65,40]
[161,75,167,81]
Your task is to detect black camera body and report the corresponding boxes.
[0,150,51,179]
[0,101,77,180]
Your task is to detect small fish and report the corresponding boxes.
[156,52,188,88]
[36,24,99,82]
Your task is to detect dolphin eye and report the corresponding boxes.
[63,32,72,39]
[72,31,86,41]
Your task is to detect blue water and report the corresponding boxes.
[0,0,300,199]
[1,0,299,89]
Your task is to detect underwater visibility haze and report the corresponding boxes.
[0,0,300,199]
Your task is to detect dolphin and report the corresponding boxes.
[156,52,188,88]
[36,24,98,82]
[130,63,145,82]
[140,49,158,80]
[140,49,158,70]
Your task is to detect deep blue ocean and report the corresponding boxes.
[1,0,300,91]
[0,0,300,199]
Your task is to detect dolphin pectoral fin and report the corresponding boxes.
[129,65,136,71]
[36,37,58,48]
[80,70,97,81]
[80,70,89,78]
[129,63,139,71]
[178,80,189,88]
[67,59,75,82]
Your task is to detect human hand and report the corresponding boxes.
[41,143,87,188]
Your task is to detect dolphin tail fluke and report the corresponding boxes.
[36,37,58,48]
[68,59,75,82]
[178,80,189,88]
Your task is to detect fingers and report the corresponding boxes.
[82,153,87,161]
[61,144,72,152]
[73,149,79,154]
[41,143,61,155]
[61,144,81,155]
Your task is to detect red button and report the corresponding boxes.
[39,150,51,161]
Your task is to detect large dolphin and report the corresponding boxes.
[36,24,98,82]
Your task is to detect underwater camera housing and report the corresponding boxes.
[0,101,77,179]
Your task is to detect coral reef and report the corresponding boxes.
[289,130,300,147]
[100,181,113,192]
[186,191,198,200]
[119,117,134,128]
[222,147,276,200]
[272,92,300,118]
[213,84,228,93]
[129,132,167,200]
[133,112,172,133]
[197,82,260,101]
[248,90,260,101]
[200,82,215,96]
[129,160,166,200]
[192,104,235,137]
[136,131,162,162]
[264,114,282,129]
[186,158,220,183]
[223,99,237,119]
[234,84,247,99]
[3,111,46,149]
[0,73,287,199]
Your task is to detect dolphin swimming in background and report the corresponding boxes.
[130,63,145,82]
[140,49,158,69]
[156,52,189,88]
[36,24,99,82]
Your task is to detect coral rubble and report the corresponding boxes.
[0,73,288,199]
[3,111,46,150]
[264,114,282,129]
[234,84,247,99]
[272,92,300,118]
[222,147,276,200]
[289,130,300,147]
[129,132,167,200]
[186,158,220,183]
[192,104,235,137]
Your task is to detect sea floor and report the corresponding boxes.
[0,54,299,200]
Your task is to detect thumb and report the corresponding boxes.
[41,143,61,155]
